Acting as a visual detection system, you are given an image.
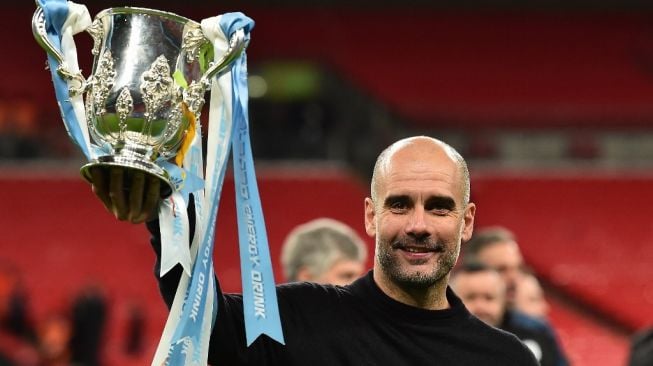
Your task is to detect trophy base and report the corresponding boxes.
[80,156,174,198]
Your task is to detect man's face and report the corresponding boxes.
[313,259,365,286]
[453,271,506,327]
[365,141,475,290]
[476,241,524,304]
[514,275,549,319]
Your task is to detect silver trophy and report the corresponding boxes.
[32,6,246,197]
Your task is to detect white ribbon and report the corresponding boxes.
[159,192,192,277]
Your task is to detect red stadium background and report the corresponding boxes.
[2,1,653,365]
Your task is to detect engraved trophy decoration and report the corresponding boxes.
[32,1,284,364]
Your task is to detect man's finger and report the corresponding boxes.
[135,175,161,223]
[128,171,146,222]
[109,167,128,220]
[89,167,112,213]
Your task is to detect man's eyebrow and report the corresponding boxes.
[425,195,456,210]
[383,194,410,207]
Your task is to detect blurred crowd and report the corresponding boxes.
[0,262,147,366]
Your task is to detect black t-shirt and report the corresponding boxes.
[148,221,538,366]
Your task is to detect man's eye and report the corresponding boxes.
[430,208,451,216]
[425,197,455,215]
[390,201,407,210]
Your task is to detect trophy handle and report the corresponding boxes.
[199,28,248,87]
[31,6,87,95]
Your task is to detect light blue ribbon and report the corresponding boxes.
[166,107,231,365]
[158,161,205,202]
[222,13,285,346]
[38,0,91,160]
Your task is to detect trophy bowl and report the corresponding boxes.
[33,6,246,197]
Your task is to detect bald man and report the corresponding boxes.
[90,136,538,365]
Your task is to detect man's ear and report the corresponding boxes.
[364,197,376,237]
[461,202,476,242]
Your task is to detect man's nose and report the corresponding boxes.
[406,206,429,238]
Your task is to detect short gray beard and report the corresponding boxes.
[377,238,459,290]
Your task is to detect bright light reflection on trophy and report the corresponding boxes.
[32,6,246,197]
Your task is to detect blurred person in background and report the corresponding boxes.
[450,262,507,328]
[123,302,145,358]
[280,218,368,286]
[69,285,107,366]
[463,226,569,366]
[463,227,524,305]
[36,314,71,366]
[451,262,564,365]
[34,286,107,366]
[515,271,550,320]
[0,261,39,366]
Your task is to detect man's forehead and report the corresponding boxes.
[480,240,522,257]
[457,271,504,291]
[386,158,457,178]
[379,151,461,197]
[382,175,457,198]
